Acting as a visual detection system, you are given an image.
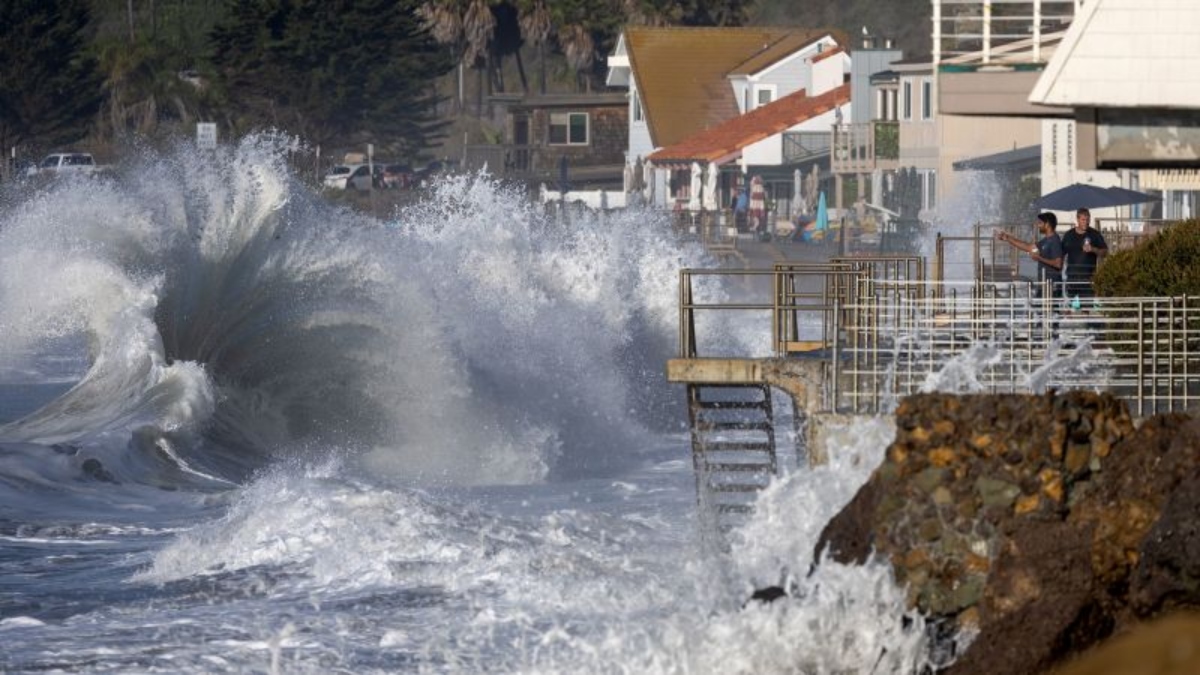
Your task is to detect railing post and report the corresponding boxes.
[832,298,842,412]
[1033,0,1042,62]
[1137,300,1145,417]
[1184,295,1190,410]
[982,0,993,64]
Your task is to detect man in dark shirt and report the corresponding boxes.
[996,212,1063,296]
[1060,207,1107,298]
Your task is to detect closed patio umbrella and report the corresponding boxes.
[749,175,766,232]
[703,162,719,210]
[688,162,702,210]
[792,168,805,218]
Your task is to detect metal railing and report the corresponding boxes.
[933,0,1079,66]
[677,263,1200,417]
[832,122,900,174]
[1095,218,1177,252]
[782,132,832,163]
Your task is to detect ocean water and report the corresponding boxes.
[0,137,928,673]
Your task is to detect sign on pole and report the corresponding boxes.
[196,123,218,150]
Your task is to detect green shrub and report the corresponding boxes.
[1094,218,1200,297]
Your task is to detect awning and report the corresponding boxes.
[953,145,1041,173]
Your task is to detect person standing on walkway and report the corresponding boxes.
[1060,207,1107,298]
[996,212,1063,297]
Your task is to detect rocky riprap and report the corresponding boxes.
[816,391,1200,675]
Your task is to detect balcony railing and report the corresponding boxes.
[831,122,900,174]
[782,132,832,163]
[463,144,536,175]
[933,0,1079,66]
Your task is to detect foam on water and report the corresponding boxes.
[0,138,933,673]
[0,136,752,487]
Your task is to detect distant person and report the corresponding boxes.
[733,186,749,231]
[1060,207,1107,299]
[996,212,1063,297]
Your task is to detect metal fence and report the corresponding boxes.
[678,259,1200,417]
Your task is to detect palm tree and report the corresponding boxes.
[518,0,551,93]
[557,23,595,91]
[418,0,499,113]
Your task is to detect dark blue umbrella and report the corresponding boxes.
[1104,185,1160,206]
[1034,183,1159,210]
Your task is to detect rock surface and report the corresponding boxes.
[816,392,1200,674]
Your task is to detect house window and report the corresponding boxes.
[925,170,937,210]
[549,112,589,145]
[921,80,932,119]
[902,82,912,120]
[755,86,775,107]
[632,91,643,122]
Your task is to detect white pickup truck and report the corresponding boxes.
[27,153,108,177]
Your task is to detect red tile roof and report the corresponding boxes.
[647,83,851,164]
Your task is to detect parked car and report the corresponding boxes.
[413,159,459,187]
[27,152,106,177]
[323,163,380,191]
[381,163,413,189]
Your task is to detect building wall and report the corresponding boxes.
[937,114,1042,208]
[1041,117,1123,219]
[753,55,810,107]
[810,52,848,96]
[742,106,845,168]
[628,76,656,162]
[851,49,903,124]
[899,119,939,169]
[531,105,628,170]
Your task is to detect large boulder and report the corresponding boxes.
[816,392,1200,674]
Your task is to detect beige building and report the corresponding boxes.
[1029,0,1200,219]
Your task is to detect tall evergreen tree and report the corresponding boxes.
[209,0,453,158]
[0,0,103,158]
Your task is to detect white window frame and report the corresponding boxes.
[753,84,777,109]
[549,112,589,146]
[902,81,913,120]
[921,80,933,120]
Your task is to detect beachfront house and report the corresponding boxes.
[1028,0,1200,222]
[606,27,848,215]
[462,92,628,191]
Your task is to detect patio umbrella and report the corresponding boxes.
[749,175,766,231]
[642,160,654,202]
[703,163,719,210]
[688,162,702,210]
[815,190,828,232]
[806,165,820,212]
[632,156,644,192]
[623,162,634,193]
[801,191,829,242]
[1034,183,1158,210]
[1105,186,1160,205]
[792,168,805,217]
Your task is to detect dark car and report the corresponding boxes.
[413,159,459,187]
[381,163,413,189]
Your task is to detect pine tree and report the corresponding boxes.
[209,0,453,158]
[0,0,103,160]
